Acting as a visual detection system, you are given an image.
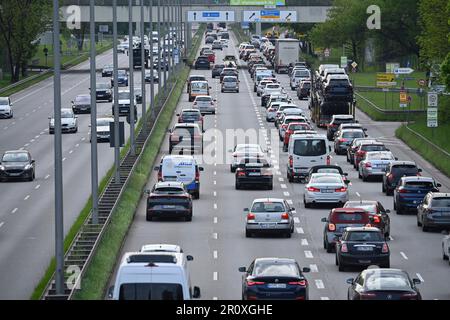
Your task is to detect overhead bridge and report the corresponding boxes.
[60,1,332,24]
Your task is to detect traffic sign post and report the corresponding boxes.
[377,73,397,88]
[427,92,438,107]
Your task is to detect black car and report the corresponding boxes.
[145,182,193,221]
[71,94,91,114]
[417,192,450,232]
[194,56,210,70]
[153,58,169,71]
[134,89,142,104]
[334,129,366,155]
[239,258,310,300]
[211,64,225,78]
[347,269,422,300]
[102,64,113,77]
[205,36,214,44]
[235,157,273,190]
[297,81,311,100]
[382,161,422,196]
[0,150,35,182]
[335,227,390,271]
[344,200,391,238]
[95,83,112,102]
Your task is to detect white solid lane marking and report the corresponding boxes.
[315,280,325,289]
[0,222,4,229]
[296,227,304,234]
[301,239,309,246]
[287,199,294,205]
[321,297,330,300]
[213,251,218,259]
[280,184,287,189]
[278,177,284,182]
[304,251,313,258]
[214,203,218,210]
[24,195,30,201]
[45,174,50,180]
[213,233,218,240]
[35,185,40,190]
[213,272,218,281]
[284,192,290,197]
[416,273,424,283]
[400,252,408,260]
[310,264,319,273]
[293,217,300,224]
[11,208,18,214]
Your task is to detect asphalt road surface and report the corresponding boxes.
[0,45,168,299]
[110,32,449,300]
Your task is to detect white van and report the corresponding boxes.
[154,155,204,199]
[188,80,211,102]
[287,134,331,182]
[109,248,200,300]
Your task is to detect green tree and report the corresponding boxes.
[0,0,51,83]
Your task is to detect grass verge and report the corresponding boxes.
[72,67,190,300]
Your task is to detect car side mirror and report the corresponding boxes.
[48,117,51,119]
[437,183,442,188]
[329,146,332,152]
[144,189,151,195]
[167,129,172,133]
[418,169,422,173]
[243,208,249,212]
[385,209,391,214]
[302,267,311,273]
[441,230,450,235]
[199,167,204,172]
[31,160,35,164]
[321,218,328,223]
[186,255,194,261]
[153,166,159,171]
[386,148,390,152]
[193,286,201,299]
[343,173,349,176]
[238,267,247,273]
[412,279,421,285]
[346,278,354,285]
[107,286,114,299]
[291,207,295,211]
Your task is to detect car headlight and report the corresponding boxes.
[24,164,33,170]
[0,165,5,171]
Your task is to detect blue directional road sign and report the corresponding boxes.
[203,12,220,18]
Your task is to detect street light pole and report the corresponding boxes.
[169,0,174,75]
[157,0,162,102]
[89,0,99,225]
[140,0,146,124]
[129,0,135,157]
[113,0,121,184]
[52,0,64,295]
[162,1,167,96]
[149,0,155,118]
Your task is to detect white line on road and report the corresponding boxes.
[315,280,325,289]
[214,203,218,210]
[24,143,29,147]
[62,158,66,162]
[213,233,218,240]
[30,139,35,143]
[35,135,39,139]
[283,192,290,197]
[356,192,360,198]
[214,171,217,175]
[35,185,40,190]
[287,199,294,205]
[304,251,313,258]
[69,150,73,154]
[213,251,218,259]
[11,208,18,214]
[276,171,282,176]
[293,217,300,224]
[213,217,218,224]
[309,264,319,273]
[320,297,330,300]
[416,273,424,283]
[213,297,218,300]
[400,252,408,260]
[24,195,30,201]
[45,174,50,180]
[278,177,284,182]
[389,236,394,241]
[0,222,4,229]
[301,239,309,246]
[280,184,287,189]
[213,272,218,281]
[296,227,304,234]
[81,137,86,141]
[213,191,217,197]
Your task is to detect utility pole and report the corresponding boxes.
[162,1,168,96]
[140,0,146,124]
[89,0,99,225]
[149,0,155,118]
[113,0,121,184]
[129,0,135,156]
[157,0,162,102]
[52,0,64,295]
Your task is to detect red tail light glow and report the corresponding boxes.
[307,187,320,192]
[247,280,264,286]
[382,243,389,253]
[281,213,289,220]
[237,170,246,177]
[326,155,331,165]
[365,162,372,168]
[328,223,336,231]
[289,155,293,168]
[341,243,348,253]
[195,169,200,182]
[373,215,381,224]
[339,138,348,143]
[289,280,307,286]
[360,293,376,299]
[398,188,409,193]
[157,169,162,181]
[247,213,255,221]
[387,173,394,181]
[335,187,347,192]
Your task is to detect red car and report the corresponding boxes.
[282,122,312,152]
[203,50,216,64]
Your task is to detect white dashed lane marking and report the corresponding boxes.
[400,252,408,260]
[309,264,319,273]
[301,239,309,246]
[293,217,300,224]
[296,227,304,234]
[304,251,313,258]
[24,195,30,201]
[315,280,325,289]
[213,272,218,281]
[0,222,4,229]
[11,208,18,214]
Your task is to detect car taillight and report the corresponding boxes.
[341,243,348,253]
[398,187,409,193]
[335,187,347,192]
[373,215,381,224]
[157,169,162,181]
[401,293,418,300]
[289,155,293,168]
[195,169,200,182]
[365,162,372,168]
[328,223,336,232]
[282,124,288,129]
[247,280,264,286]
[307,187,320,192]
[387,173,394,181]
[289,280,307,286]
[171,134,179,141]
[237,170,246,177]
[247,213,256,221]
[281,213,289,220]
[339,138,348,143]
[356,150,366,157]
[382,243,389,253]
[326,155,331,165]
[360,293,376,299]
[286,130,293,135]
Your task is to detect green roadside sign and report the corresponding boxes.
[230,0,285,5]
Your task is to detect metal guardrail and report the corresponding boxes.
[403,125,450,158]
[41,80,177,300]
[355,92,426,116]
[0,70,51,95]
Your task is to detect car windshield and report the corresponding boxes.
[174,127,200,136]
[343,131,365,138]
[236,146,260,153]
[345,203,377,214]
[224,77,236,82]
[294,70,310,78]
[239,157,269,167]
[118,92,130,100]
[329,79,350,86]
[154,187,184,194]
[367,153,394,160]
[0,99,9,105]
[61,110,73,118]
[196,96,211,101]
[119,283,183,300]
[253,261,299,277]
[289,124,310,131]
[266,84,280,89]
[392,165,418,175]
[363,145,386,151]
[75,96,90,103]
[293,139,327,157]
[405,181,435,188]
[182,111,200,117]
[251,202,285,212]
[333,213,365,222]
[97,83,110,89]
[311,175,342,184]
[346,231,383,242]
[2,153,29,162]
[432,198,450,207]
[118,70,126,76]
[316,168,341,175]
[365,273,411,291]
[97,119,112,127]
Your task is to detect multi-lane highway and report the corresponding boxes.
[0,46,165,299]
[109,31,450,300]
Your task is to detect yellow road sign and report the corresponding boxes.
[377,73,396,87]
[400,92,408,103]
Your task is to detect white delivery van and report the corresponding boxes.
[287,133,331,182]
[274,39,300,74]
[154,155,204,199]
[188,80,210,102]
[109,249,200,300]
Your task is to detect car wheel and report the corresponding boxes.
[245,230,252,238]
[326,242,333,253]
[338,261,345,272]
[185,214,192,222]
[304,199,311,209]
[267,184,273,190]
[282,145,288,152]
[146,214,153,222]
[382,183,386,193]
[358,170,362,179]
[422,224,430,232]
[194,191,200,200]
[417,218,422,227]
[288,172,294,183]
[285,232,291,238]
[235,182,241,190]
[230,165,236,173]
[443,245,449,260]
[362,174,368,182]
[335,254,339,266]
[387,189,393,196]
[396,205,403,215]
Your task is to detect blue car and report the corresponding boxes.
[111,70,128,87]
[394,176,441,215]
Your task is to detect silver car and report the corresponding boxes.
[358,151,396,181]
[304,173,350,208]
[193,95,216,115]
[442,231,450,264]
[0,97,13,119]
[244,198,295,238]
[221,76,239,93]
[49,108,78,134]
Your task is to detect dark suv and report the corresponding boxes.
[194,56,210,70]
[417,192,450,232]
[382,161,422,196]
[212,64,225,78]
[145,182,193,221]
[327,115,356,141]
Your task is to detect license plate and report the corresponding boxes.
[248,172,261,176]
[260,223,275,229]
[267,283,286,289]
[357,246,373,251]
[163,205,176,209]
[358,260,371,264]
[321,189,333,193]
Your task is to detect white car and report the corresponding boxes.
[442,232,450,264]
[49,108,78,134]
[290,69,311,90]
[117,90,137,116]
[303,173,350,208]
[193,95,216,115]
[0,97,13,119]
[219,39,228,47]
[257,80,275,96]
[90,117,114,143]
[262,83,283,97]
